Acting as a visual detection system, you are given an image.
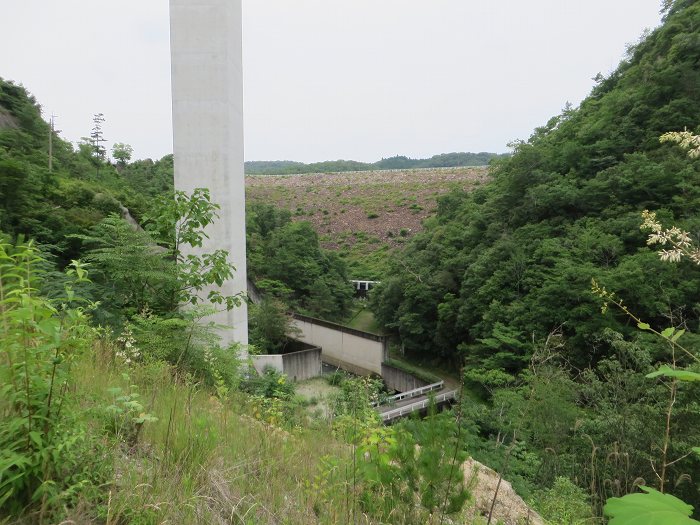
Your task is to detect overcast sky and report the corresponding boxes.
[1,1,663,163]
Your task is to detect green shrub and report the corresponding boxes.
[325,369,347,386]
[0,240,110,519]
[532,477,592,524]
[129,308,242,390]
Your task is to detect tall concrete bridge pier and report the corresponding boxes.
[169,0,248,346]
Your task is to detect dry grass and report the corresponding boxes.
[67,355,372,525]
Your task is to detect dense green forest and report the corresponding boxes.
[244,151,507,175]
[247,202,354,321]
[0,82,155,267]
[373,0,700,370]
[373,0,700,514]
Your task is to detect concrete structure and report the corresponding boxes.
[291,314,388,376]
[169,0,248,346]
[381,362,430,393]
[251,347,322,382]
[251,354,284,375]
[350,280,381,298]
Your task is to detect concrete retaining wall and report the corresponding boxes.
[251,346,322,382]
[281,347,322,381]
[381,363,430,393]
[251,354,283,375]
[291,314,387,376]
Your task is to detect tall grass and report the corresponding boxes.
[66,351,373,525]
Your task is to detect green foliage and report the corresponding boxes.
[353,411,469,523]
[532,477,592,525]
[0,78,151,266]
[130,307,242,390]
[604,486,700,525]
[75,189,242,326]
[111,142,133,167]
[243,366,295,400]
[647,364,700,382]
[119,153,174,198]
[399,411,470,516]
[248,298,297,354]
[330,375,384,423]
[146,187,242,310]
[0,240,109,518]
[104,374,157,445]
[73,214,177,323]
[242,368,301,427]
[324,369,347,386]
[588,207,700,522]
[247,203,354,321]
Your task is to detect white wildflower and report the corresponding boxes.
[647,233,665,245]
[641,210,662,232]
[673,229,692,248]
[116,324,141,365]
[659,249,683,263]
[689,249,700,265]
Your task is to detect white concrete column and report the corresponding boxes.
[169,0,248,347]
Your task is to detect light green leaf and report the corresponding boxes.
[604,486,699,525]
[693,447,700,457]
[672,329,686,342]
[646,365,700,382]
[661,327,675,338]
[637,322,651,331]
[28,431,43,447]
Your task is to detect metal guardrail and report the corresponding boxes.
[372,381,444,407]
[380,390,458,422]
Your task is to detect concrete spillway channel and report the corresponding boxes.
[376,382,458,424]
[248,280,458,421]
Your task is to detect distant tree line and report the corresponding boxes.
[244,152,508,175]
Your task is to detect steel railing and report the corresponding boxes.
[372,381,444,407]
[380,390,458,422]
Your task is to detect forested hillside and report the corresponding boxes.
[374,0,700,370]
[372,0,700,513]
[0,80,152,266]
